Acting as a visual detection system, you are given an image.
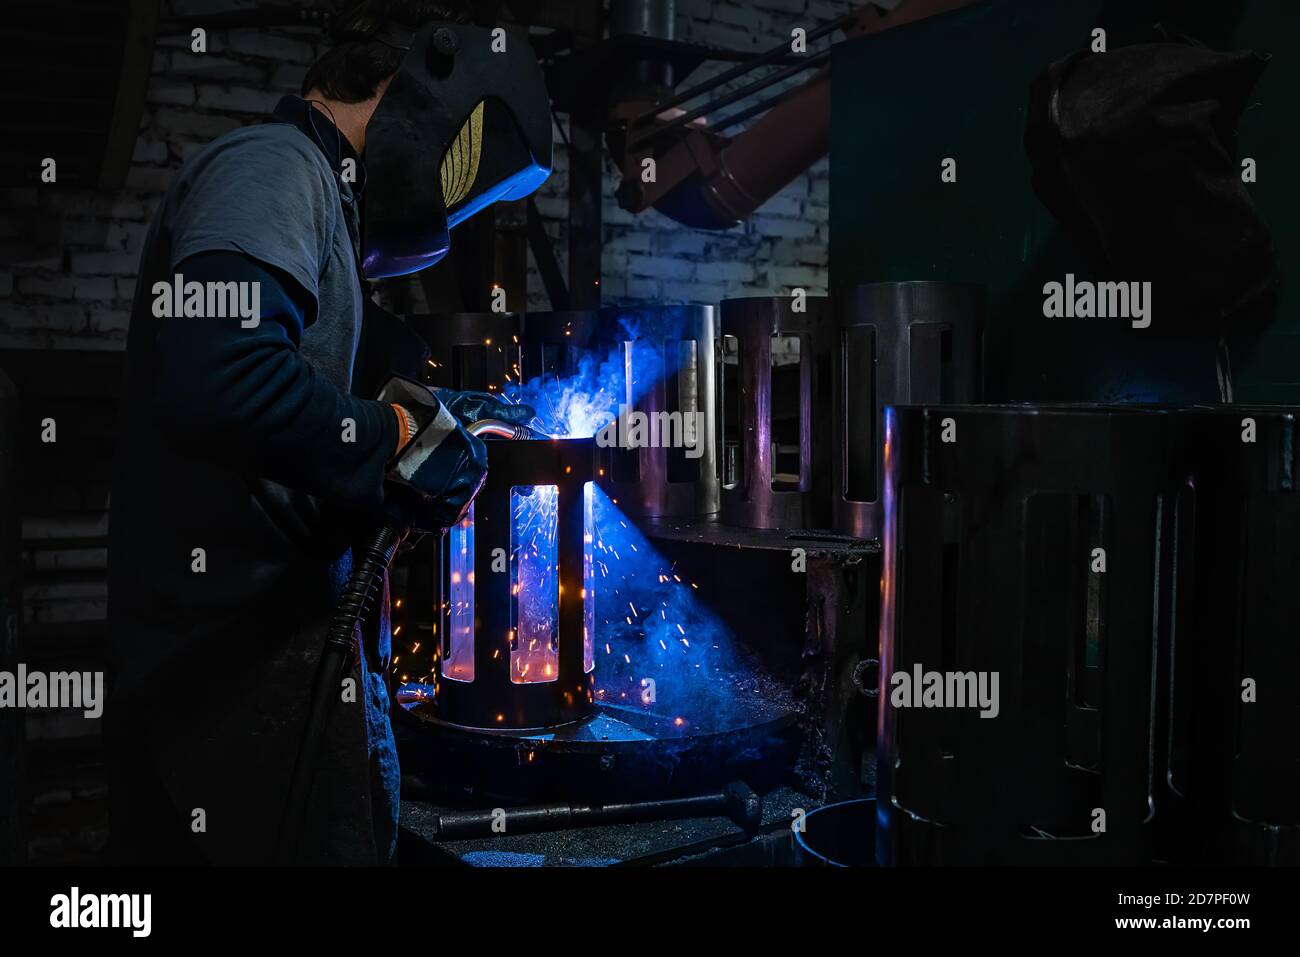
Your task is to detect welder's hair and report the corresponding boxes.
[302,0,474,103]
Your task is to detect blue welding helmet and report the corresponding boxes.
[361,22,553,279]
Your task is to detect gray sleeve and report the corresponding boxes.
[167,126,339,313]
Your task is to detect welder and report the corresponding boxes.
[106,0,551,865]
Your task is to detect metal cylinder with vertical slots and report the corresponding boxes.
[877,404,1171,865]
[521,306,718,519]
[407,312,524,393]
[434,437,597,730]
[1160,407,1300,865]
[597,305,718,518]
[718,295,832,529]
[832,282,983,539]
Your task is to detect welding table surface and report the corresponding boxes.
[399,785,817,866]
[639,518,880,555]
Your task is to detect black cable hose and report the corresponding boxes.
[276,524,403,864]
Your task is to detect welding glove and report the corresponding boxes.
[376,376,488,533]
[433,388,535,428]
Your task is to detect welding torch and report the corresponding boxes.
[276,414,542,864]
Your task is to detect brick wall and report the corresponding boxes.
[0,0,852,349]
[587,0,850,308]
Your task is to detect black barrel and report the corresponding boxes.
[1159,407,1300,865]
[877,404,1171,865]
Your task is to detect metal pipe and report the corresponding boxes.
[698,66,831,225]
[629,10,853,124]
[627,47,831,149]
[429,781,762,839]
[703,84,800,136]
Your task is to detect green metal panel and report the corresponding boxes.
[831,0,1298,402]
[1232,3,1300,401]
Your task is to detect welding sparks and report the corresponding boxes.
[396,316,743,725]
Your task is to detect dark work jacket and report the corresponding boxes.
[106,97,427,865]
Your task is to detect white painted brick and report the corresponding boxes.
[106,222,149,251]
[69,253,139,276]
[0,303,86,332]
[72,278,117,301]
[228,30,315,63]
[753,0,806,15]
[761,192,804,218]
[695,260,757,284]
[17,275,73,298]
[132,139,169,164]
[124,166,177,194]
[90,309,132,333]
[62,195,148,220]
[661,281,722,305]
[604,230,653,255]
[146,82,197,107]
[196,84,282,114]
[651,232,709,257]
[151,107,242,141]
[169,51,265,84]
[752,215,817,239]
[626,278,663,301]
[694,23,762,51]
[768,265,823,289]
[627,254,679,278]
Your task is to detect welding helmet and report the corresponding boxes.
[361,22,553,279]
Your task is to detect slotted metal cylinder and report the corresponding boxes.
[832,282,983,539]
[433,438,597,730]
[718,295,832,529]
[1159,407,1300,865]
[522,306,719,519]
[877,404,1170,865]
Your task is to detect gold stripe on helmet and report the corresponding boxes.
[440,101,484,209]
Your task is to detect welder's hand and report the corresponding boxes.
[374,375,491,532]
[384,421,488,533]
[434,388,535,427]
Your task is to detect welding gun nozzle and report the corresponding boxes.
[466,419,545,441]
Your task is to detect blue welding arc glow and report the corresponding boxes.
[505,330,675,439]
[423,312,748,726]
